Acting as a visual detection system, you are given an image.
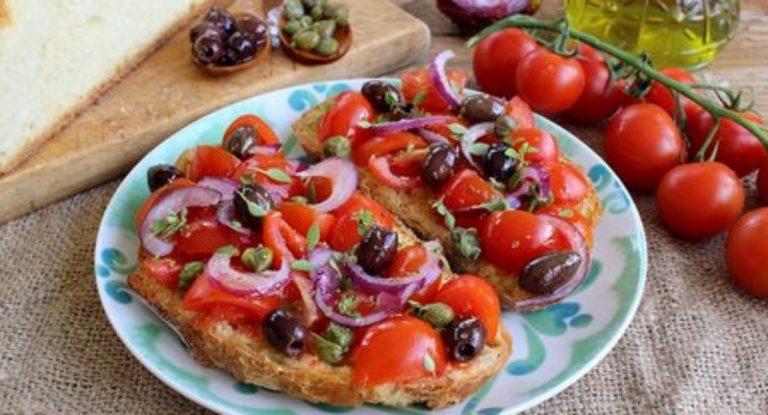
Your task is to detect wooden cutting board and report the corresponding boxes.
[0,0,429,223]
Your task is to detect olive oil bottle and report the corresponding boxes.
[565,0,740,69]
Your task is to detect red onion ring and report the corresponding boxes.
[429,50,462,110]
[205,249,291,296]
[460,122,495,171]
[512,214,590,311]
[343,241,443,295]
[504,165,551,210]
[451,0,531,17]
[198,177,239,201]
[308,244,333,268]
[139,186,222,257]
[367,115,455,136]
[296,157,357,212]
[216,201,251,235]
[417,128,452,145]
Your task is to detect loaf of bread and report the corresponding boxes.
[0,0,213,173]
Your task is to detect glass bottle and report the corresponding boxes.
[564,0,740,69]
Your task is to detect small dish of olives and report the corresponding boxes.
[277,0,352,65]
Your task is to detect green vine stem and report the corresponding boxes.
[468,15,768,151]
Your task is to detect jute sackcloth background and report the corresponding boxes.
[1,1,768,413]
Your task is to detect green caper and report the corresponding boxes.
[178,261,203,291]
[282,19,302,36]
[314,37,339,56]
[299,15,314,28]
[451,227,482,261]
[293,29,321,50]
[412,302,455,329]
[241,246,274,272]
[310,4,324,21]
[324,4,348,26]
[302,0,323,8]
[312,19,336,39]
[323,135,350,158]
[310,323,353,364]
[283,0,305,20]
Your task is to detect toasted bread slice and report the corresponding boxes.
[292,99,602,308]
[127,218,512,409]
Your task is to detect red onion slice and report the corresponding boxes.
[429,50,462,110]
[198,177,240,201]
[139,186,222,257]
[368,115,455,135]
[504,165,551,210]
[308,244,333,268]
[460,122,495,171]
[344,241,443,295]
[512,214,590,311]
[296,157,357,212]
[452,0,530,17]
[417,128,452,145]
[216,201,251,235]
[205,250,291,296]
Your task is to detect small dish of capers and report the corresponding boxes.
[278,0,352,64]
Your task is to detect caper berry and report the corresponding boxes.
[443,317,487,362]
[283,0,305,20]
[484,142,518,182]
[224,125,256,159]
[356,226,398,274]
[147,164,184,192]
[422,143,457,186]
[461,95,506,123]
[294,29,321,50]
[323,135,351,158]
[314,37,339,56]
[283,20,303,36]
[234,184,274,229]
[192,32,225,64]
[312,19,337,39]
[263,309,307,357]
[204,7,236,36]
[519,251,582,295]
[361,81,403,113]
[310,4,325,21]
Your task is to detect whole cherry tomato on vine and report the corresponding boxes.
[564,44,626,125]
[726,208,768,299]
[515,48,585,114]
[472,28,539,98]
[686,110,767,177]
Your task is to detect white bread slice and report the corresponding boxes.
[0,0,213,173]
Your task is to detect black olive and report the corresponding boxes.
[204,7,236,37]
[192,32,224,65]
[484,142,518,181]
[236,14,268,51]
[421,143,457,186]
[224,125,256,159]
[356,226,398,274]
[263,309,307,357]
[217,48,240,66]
[190,22,219,43]
[519,251,583,295]
[443,317,487,362]
[228,31,256,61]
[361,81,403,113]
[147,164,184,192]
[233,184,274,229]
[461,95,506,123]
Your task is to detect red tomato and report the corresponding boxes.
[604,103,686,192]
[175,208,246,258]
[510,128,559,164]
[726,208,768,298]
[318,91,375,144]
[565,44,625,124]
[472,28,539,98]
[401,68,468,114]
[481,210,568,273]
[538,204,592,244]
[643,68,702,119]
[515,49,585,114]
[183,275,281,320]
[352,132,427,166]
[304,176,333,203]
[546,162,590,205]
[389,149,428,177]
[656,162,745,240]
[758,159,768,205]
[143,258,181,290]
[263,212,307,267]
[333,193,395,225]
[505,96,536,129]
[222,114,280,148]
[135,179,196,231]
[232,154,303,201]
[440,169,502,212]
[422,115,467,140]
[368,156,423,190]
[330,194,395,252]
[686,110,766,177]
[385,245,441,303]
[278,202,336,242]
[433,275,501,341]
[351,316,446,387]
[184,145,241,182]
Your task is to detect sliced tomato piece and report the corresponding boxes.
[279,202,336,242]
[185,145,241,182]
[333,193,395,226]
[143,257,182,291]
[329,193,395,252]
[175,207,246,259]
[385,245,442,303]
[232,154,303,202]
[440,169,502,212]
[389,149,428,177]
[183,276,281,321]
[506,96,536,129]
[434,274,501,341]
[135,178,196,231]
[318,91,376,144]
[352,132,427,166]
[510,128,559,164]
[401,68,468,114]
[545,162,591,205]
[263,212,307,267]
[303,176,334,203]
[368,155,423,189]
[222,114,280,148]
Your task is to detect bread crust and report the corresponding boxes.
[127,219,512,409]
[291,99,602,308]
[0,0,216,175]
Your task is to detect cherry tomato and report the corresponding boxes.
[333,193,395,225]
[757,159,768,205]
[604,103,686,192]
[263,212,307,267]
[472,28,539,98]
[389,149,428,177]
[481,210,568,273]
[181,145,241,182]
[351,316,446,387]
[385,245,441,303]
[183,275,281,320]
[656,162,745,240]
[135,179,196,231]
[686,110,766,177]
[232,154,303,202]
[433,275,501,341]
[643,68,702,120]
[304,176,333,203]
[515,49,585,114]
[175,208,246,258]
[440,169,502,212]
[505,97,536,129]
[368,156,423,189]
[352,132,427,166]
[278,202,336,242]
[510,128,559,164]
[318,91,375,144]
[143,258,181,290]
[565,44,625,125]
[222,114,280,148]
[726,208,768,298]
[330,194,395,251]
[546,162,590,205]
[401,68,468,114]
